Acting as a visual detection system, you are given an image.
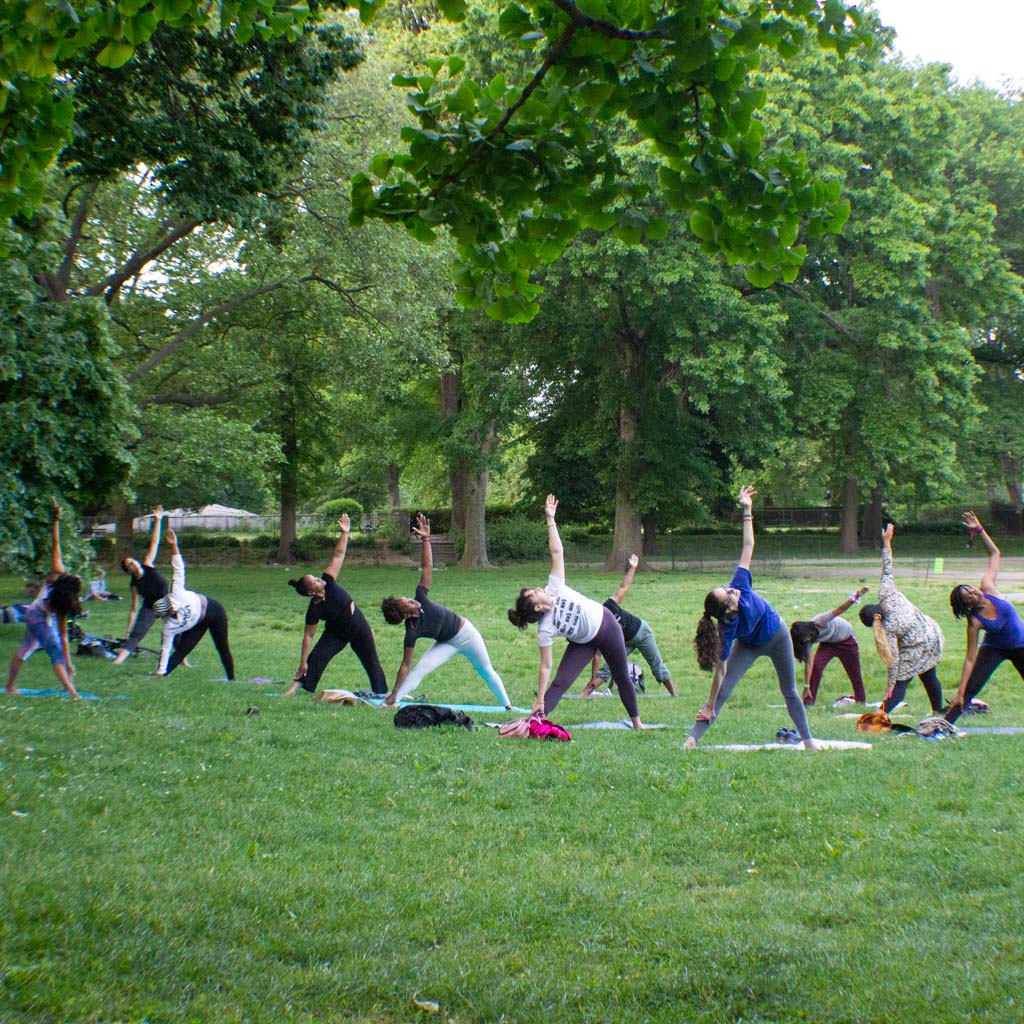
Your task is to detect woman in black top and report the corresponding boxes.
[285,513,387,696]
[114,505,170,664]
[380,514,512,708]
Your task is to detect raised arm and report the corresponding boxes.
[829,585,870,619]
[964,511,1000,594]
[324,514,350,579]
[611,554,639,604]
[48,497,66,579]
[413,513,432,590]
[144,505,164,567]
[544,495,565,579]
[165,527,186,591]
[737,485,756,570]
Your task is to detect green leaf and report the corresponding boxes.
[689,211,715,242]
[437,0,468,21]
[95,40,135,68]
[646,218,669,241]
[744,263,776,288]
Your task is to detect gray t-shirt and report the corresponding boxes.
[812,610,854,645]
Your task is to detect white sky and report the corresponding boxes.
[867,0,1024,90]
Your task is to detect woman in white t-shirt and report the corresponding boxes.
[789,586,869,706]
[507,495,645,729]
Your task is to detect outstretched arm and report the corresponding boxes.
[737,485,756,570]
[611,554,639,604]
[544,495,565,579]
[964,512,1000,593]
[144,505,164,567]
[829,585,870,619]
[166,527,185,592]
[324,514,350,579]
[697,661,726,721]
[413,514,432,590]
[532,643,554,714]
[952,618,982,710]
[48,497,66,580]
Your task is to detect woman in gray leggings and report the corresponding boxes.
[685,486,817,750]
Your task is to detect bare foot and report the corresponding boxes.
[284,682,301,697]
[630,718,647,730]
[802,737,821,750]
[683,736,697,750]
[5,686,20,695]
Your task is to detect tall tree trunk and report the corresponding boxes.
[461,423,496,568]
[387,463,401,508]
[859,489,883,549]
[113,497,135,564]
[838,478,859,554]
[605,399,642,571]
[440,367,468,533]
[275,420,298,563]
[641,511,658,557]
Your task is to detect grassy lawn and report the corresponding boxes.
[2,559,1023,1023]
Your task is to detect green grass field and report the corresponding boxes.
[2,559,1023,1023]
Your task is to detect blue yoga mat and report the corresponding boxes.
[567,720,671,730]
[10,688,127,700]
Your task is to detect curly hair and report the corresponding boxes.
[508,589,544,629]
[48,574,82,619]
[380,596,405,625]
[693,590,730,671]
[287,578,313,597]
[858,603,883,629]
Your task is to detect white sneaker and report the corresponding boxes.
[831,695,857,707]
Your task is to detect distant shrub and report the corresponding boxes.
[317,498,364,518]
[486,516,548,561]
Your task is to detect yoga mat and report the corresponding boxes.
[701,739,872,751]
[9,688,127,700]
[360,697,531,714]
[959,726,1024,735]
[568,720,671,730]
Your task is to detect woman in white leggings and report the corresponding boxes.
[380,515,512,709]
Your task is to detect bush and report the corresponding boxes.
[317,498,364,518]
[485,516,548,561]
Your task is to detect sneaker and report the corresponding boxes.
[775,727,801,744]
[963,699,990,715]
[831,695,857,707]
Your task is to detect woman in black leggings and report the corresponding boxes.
[284,513,387,697]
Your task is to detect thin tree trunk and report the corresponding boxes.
[275,421,298,563]
[641,511,658,557]
[839,478,859,554]
[113,498,135,564]
[460,423,496,568]
[1001,453,1023,533]
[860,489,883,549]
[605,400,642,571]
[387,464,401,508]
[440,367,467,533]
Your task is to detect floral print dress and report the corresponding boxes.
[878,548,944,688]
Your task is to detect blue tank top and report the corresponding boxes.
[972,594,1024,650]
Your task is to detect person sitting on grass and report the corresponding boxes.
[582,553,677,698]
[858,522,944,716]
[945,511,1024,723]
[380,514,512,709]
[5,497,81,699]
[507,495,645,730]
[686,485,817,750]
[84,568,121,601]
[790,586,869,707]
[154,526,235,681]
[285,513,387,698]
[113,506,169,665]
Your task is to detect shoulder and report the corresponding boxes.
[730,566,753,590]
[321,572,335,583]
[415,584,430,601]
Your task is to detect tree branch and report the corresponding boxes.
[549,0,669,41]
[86,218,203,304]
[773,282,859,339]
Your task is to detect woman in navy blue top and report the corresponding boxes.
[686,486,816,749]
[946,511,1024,723]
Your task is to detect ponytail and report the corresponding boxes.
[693,610,722,671]
[508,589,543,629]
[872,615,895,668]
[287,578,310,597]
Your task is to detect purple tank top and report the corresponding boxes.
[973,594,1024,650]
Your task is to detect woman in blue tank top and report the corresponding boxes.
[947,511,1024,723]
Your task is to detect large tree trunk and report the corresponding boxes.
[859,488,883,549]
[275,420,298,563]
[605,399,643,571]
[460,424,496,568]
[641,511,658,556]
[838,478,859,554]
[440,367,468,533]
[113,497,135,564]
[1001,453,1023,533]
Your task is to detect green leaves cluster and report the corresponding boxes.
[350,0,870,320]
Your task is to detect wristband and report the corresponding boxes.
[969,526,983,537]
[849,593,861,604]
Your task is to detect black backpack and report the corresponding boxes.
[393,704,474,730]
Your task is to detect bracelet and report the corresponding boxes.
[848,593,861,603]
[969,526,983,537]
